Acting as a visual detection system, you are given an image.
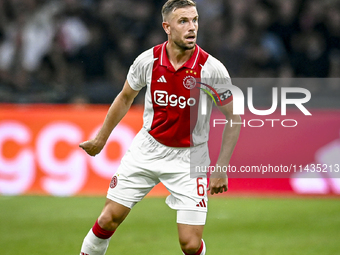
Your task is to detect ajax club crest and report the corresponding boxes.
[110,176,118,189]
[183,76,196,89]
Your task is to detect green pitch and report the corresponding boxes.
[0,196,339,255]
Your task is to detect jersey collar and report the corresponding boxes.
[160,41,200,71]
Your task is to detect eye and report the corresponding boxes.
[193,18,198,23]
[180,19,186,24]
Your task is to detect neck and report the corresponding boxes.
[166,41,195,71]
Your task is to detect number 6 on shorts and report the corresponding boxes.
[196,177,205,196]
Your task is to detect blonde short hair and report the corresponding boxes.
[161,0,196,21]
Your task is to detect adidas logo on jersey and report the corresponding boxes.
[157,75,167,83]
[196,199,206,208]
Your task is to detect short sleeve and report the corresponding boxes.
[209,57,233,106]
[127,48,154,91]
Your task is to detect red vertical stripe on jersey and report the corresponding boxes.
[149,42,209,147]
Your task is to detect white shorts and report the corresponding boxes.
[107,128,210,224]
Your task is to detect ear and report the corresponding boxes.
[162,21,170,35]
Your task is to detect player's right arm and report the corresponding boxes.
[79,80,139,156]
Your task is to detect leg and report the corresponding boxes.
[178,223,205,255]
[160,141,210,254]
[80,130,160,254]
[80,199,131,255]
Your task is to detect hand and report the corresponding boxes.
[79,139,104,156]
[208,171,228,195]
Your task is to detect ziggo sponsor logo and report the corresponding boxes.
[0,121,134,196]
[154,90,196,109]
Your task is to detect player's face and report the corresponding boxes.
[164,6,198,50]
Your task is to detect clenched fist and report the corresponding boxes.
[79,139,104,156]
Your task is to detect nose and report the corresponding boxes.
[189,20,196,31]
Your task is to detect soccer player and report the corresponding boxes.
[78,0,241,254]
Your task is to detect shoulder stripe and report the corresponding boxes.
[191,46,200,69]
[160,42,166,66]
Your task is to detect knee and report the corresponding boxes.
[97,200,131,231]
[97,213,119,231]
[180,238,201,254]
[97,210,125,231]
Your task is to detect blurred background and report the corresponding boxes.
[0,0,339,196]
[0,0,339,105]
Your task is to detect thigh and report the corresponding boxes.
[107,167,158,209]
[161,143,210,214]
[164,174,208,212]
[107,131,160,208]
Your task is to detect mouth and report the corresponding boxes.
[185,34,196,42]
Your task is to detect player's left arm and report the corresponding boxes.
[208,101,241,195]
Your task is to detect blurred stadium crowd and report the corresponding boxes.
[0,0,339,105]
